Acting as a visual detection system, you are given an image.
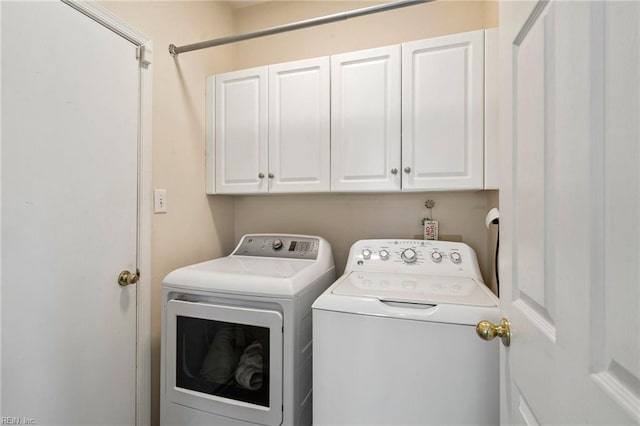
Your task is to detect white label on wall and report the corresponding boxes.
[424,220,439,240]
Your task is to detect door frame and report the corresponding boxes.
[0,1,153,424]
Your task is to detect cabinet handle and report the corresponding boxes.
[391,168,398,175]
[268,173,275,179]
[404,167,412,174]
[258,172,265,179]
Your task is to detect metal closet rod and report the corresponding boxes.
[169,0,433,57]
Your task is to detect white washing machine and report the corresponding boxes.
[313,239,499,426]
[161,234,335,426]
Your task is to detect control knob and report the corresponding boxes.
[272,239,284,250]
[401,248,418,263]
[431,251,443,263]
[450,252,462,264]
[362,249,372,260]
[379,249,390,261]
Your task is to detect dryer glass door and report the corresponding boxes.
[166,299,283,426]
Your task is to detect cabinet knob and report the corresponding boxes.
[404,166,412,174]
[268,173,275,179]
[391,168,398,175]
[258,172,265,179]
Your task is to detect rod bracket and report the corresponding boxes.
[169,44,178,58]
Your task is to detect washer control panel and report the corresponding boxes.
[350,239,480,277]
[233,235,319,259]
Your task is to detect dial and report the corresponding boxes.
[272,239,283,250]
[379,249,390,260]
[401,248,417,263]
[431,251,443,263]
[362,249,372,260]
[450,252,462,264]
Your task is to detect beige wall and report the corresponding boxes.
[230,0,499,282]
[235,192,495,280]
[98,2,237,424]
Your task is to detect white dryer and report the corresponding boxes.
[312,239,499,426]
[161,234,335,426]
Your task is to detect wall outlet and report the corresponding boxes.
[154,189,168,213]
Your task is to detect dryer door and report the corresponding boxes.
[166,299,283,426]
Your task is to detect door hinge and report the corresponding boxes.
[136,45,153,66]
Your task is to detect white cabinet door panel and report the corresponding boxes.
[269,57,330,193]
[331,46,401,192]
[402,30,484,191]
[215,67,268,194]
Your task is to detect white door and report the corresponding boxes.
[1,2,140,424]
[215,67,268,194]
[401,30,484,191]
[330,46,401,192]
[268,57,330,193]
[497,1,640,424]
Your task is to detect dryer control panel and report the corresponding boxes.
[232,234,320,260]
[346,239,483,280]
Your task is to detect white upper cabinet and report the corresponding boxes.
[402,30,485,191]
[268,57,330,193]
[208,29,492,195]
[215,67,268,194]
[331,45,401,192]
[212,59,329,194]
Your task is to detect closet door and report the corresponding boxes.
[331,46,401,192]
[402,30,485,191]
[215,67,268,194]
[268,57,330,193]
[2,2,141,424]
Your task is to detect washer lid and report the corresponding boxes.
[332,271,497,307]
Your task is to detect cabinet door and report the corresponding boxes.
[215,67,268,194]
[331,46,401,192]
[402,30,485,191]
[268,57,330,193]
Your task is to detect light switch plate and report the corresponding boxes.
[154,189,167,213]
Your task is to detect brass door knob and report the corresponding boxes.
[118,269,140,286]
[476,317,511,347]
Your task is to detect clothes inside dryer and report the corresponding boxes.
[176,316,270,407]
